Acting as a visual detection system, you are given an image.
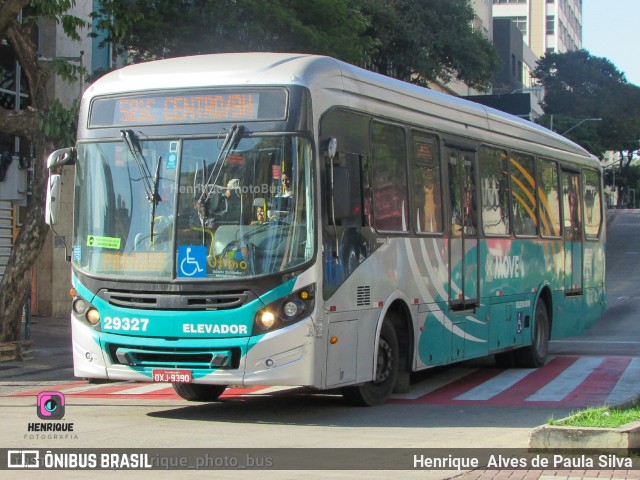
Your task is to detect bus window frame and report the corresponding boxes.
[408,128,444,237]
[537,157,563,240]
[509,149,539,239]
[369,119,410,235]
[560,165,584,243]
[479,144,511,238]
[582,167,603,241]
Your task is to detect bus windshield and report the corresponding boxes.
[73,134,315,280]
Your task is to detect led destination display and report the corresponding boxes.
[89,89,287,127]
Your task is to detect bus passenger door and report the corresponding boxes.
[562,171,583,295]
[447,147,479,309]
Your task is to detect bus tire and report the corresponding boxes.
[515,299,549,368]
[341,320,399,406]
[171,383,227,402]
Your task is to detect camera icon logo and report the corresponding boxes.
[36,391,65,420]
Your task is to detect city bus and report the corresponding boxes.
[45,53,606,406]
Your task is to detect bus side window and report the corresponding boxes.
[480,146,510,236]
[510,151,538,236]
[538,158,561,237]
[331,152,365,228]
[583,169,602,240]
[371,121,408,232]
[562,172,583,241]
[411,133,442,234]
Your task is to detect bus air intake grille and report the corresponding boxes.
[356,286,371,306]
[106,343,241,369]
[100,289,249,310]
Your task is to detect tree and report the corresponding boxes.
[91,0,499,92]
[0,0,85,342]
[534,49,640,158]
[356,0,500,91]
[91,0,375,66]
[533,49,640,207]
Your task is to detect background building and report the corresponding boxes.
[466,0,584,122]
[492,0,583,56]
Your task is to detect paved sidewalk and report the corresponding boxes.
[0,316,74,382]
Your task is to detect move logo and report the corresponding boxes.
[491,255,521,280]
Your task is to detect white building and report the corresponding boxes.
[492,0,582,56]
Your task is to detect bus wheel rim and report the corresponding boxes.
[375,338,392,383]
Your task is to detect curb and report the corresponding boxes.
[528,420,640,451]
[529,395,640,452]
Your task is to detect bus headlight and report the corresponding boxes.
[283,300,301,318]
[254,284,315,334]
[72,298,87,315]
[71,292,101,328]
[86,308,101,325]
[257,311,276,330]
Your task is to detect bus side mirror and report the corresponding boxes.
[45,148,75,227]
[47,147,76,168]
[45,174,61,226]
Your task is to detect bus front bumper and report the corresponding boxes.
[71,315,317,387]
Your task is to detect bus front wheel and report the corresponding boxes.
[172,383,227,402]
[515,299,549,368]
[342,320,399,406]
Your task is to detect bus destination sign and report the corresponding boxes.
[89,89,287,127]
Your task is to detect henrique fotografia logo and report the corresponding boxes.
[36,391,65,420]
[24,391,77,441]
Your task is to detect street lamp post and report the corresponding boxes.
[561,117,602,136]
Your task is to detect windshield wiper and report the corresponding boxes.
[120,129,160,204]
[150,156,162,242]
[121,129,163,243]
[195,124,244,223]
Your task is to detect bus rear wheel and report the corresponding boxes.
[515,299,549,368]
[172,383,227,402]
[342,320,399,406]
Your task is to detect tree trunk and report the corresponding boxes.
[0,137,50,342]
[0,2,55,342]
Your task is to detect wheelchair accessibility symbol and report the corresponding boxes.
[178,246,207,278]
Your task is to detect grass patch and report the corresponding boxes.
[548,405,640,428]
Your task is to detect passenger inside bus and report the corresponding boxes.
[251,206,266,224]
[269,172,293,220]
[210,178,242,223]
[280,173,292,197]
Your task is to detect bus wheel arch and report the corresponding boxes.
[515,289,551,368]
[386,300,413,394]
[537,286,553,333]
[341,303,412,406]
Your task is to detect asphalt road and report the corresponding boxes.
[549,209,640,355]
